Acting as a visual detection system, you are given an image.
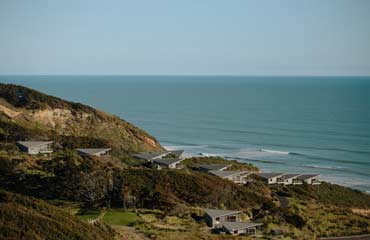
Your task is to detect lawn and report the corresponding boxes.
[77,209,101,221]
[102,209,140,226]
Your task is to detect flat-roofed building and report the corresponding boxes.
[76,148,111,157]
[199,164,232,172]
[152,158,184,169]
[132,150,184,162]
[209,170,251,184]
[254,172,286,184]
[221,221,263,236]
[298,174,321,185]
[204,209,242,228]
[281,174,302,185]
[16,141,54,155]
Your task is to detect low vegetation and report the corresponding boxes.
[0,83,369,239]
[0,190,114,240]
[182,156,259,171]
[0,83,163,155]
[271,183,370,208]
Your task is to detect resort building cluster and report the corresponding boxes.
[16,141,111,158]
[16,141,321,236]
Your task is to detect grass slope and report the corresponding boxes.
[0,190,114,240]
[0,83,163,154]
[182,156,259,171]
[118,169,270,213]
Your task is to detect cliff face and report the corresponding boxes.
[0,83,163,153]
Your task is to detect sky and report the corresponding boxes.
[0,0,369,76]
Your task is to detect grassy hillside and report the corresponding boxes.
[182,156,259,171]
[0,190,114,240]
[271,183,370,209]
[116,169,270,214]
[0,83,163,154]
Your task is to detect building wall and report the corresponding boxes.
[268,177,277,184]
[204,214,214,228]
[28,144,52,155]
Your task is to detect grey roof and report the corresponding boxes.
[282,174,301,180]
[199,164,232,171]
[132,152,167,160]
[133,150,184,161]
[204,209,242,218]
[209,170,251,178]
[17,141,53,148]
[167,150,184,155]
[222,221,263,231]
[297,174,319,180]
[153,158,183,166]
[255,172,285,179]
[76,148,111,155]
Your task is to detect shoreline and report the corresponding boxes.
[165,145,370,194]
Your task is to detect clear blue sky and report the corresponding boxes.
[0,0,369,75]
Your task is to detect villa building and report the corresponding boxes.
[255,173,286,184]
[199,164,232,172]
[209,170,251,184]
[133,150,184,162]
[16,141,54,155]
[221,221,263,235]
[281,174,302,185]
[204,209,262,236]
[152,158,184,169]
[76,148,111,157]
[298,174,321,185]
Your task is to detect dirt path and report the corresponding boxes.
[113,226,150,240]
[318,234,370,240]
[277,195,289,208]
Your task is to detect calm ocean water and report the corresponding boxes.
[1,76,370,192]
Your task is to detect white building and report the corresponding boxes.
[209,170,251,184]
[281,174,302,185]
[16,141,53,155]
[76,148,111,157]
[255,173,286,184]
[298,174,321,185]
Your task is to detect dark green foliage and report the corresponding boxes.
[283,211,306,228]
[271,183,370,208]
[182,156,259,171]
[0,83,97,113]
[115,169,269,212]
[0,114,47,142]
[0,190,115,240]
[46,151,116,207]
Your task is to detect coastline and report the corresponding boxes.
[164,144,370,194]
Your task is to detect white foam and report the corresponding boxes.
[163,144,208,150]
[260,149,290,155]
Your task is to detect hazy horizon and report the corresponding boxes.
[1,0,370,76]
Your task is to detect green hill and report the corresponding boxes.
[0,83,163,154]
[0,190,114,240]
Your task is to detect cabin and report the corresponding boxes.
[16,141,54,155]
[281,174,302,185]
[152,158,184,169]
[204,209,242,228]
[132,150,184,162]
[221,221,263,236]
[298,174,321,185]
[198,164,232,172]
[204,209,262,236]
[76,148,111,157]
[209,170,251,184]
[254,173,286,184]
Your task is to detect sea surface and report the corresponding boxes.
[1,76,370,192]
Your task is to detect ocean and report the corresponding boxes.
[1,76,369,192]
